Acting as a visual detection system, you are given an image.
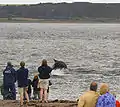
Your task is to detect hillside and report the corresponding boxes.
[0,2,120,21]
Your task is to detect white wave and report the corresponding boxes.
[51,69,65,76]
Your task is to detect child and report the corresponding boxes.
[27,79,32,100]
[32,75,40,100]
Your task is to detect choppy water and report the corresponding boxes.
[0,23,120,100]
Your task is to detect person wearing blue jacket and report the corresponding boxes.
[17,61,29,106]
[3,62,16,100]
[38,59,52,102]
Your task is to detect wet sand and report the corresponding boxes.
[0,100,77,107]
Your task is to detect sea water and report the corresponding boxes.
[0,23,120,100]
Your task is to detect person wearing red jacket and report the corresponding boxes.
[116,100,120,107]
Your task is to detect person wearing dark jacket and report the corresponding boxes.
[38,59,52,102]
[27,79,32,99]
[32,75,40,100]
[3,62,16,100]
[17,61,29,106]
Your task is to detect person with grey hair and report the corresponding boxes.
[96,83,116,107]
[78,82,99,107]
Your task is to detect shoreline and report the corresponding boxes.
[0,100,77,107]
[0,18,120,23]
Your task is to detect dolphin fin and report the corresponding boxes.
[53,59,57,62]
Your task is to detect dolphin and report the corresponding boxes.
[52,59,67,70]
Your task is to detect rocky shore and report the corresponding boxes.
[0,100,77,107]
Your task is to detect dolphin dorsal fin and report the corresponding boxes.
[53,59,57,62]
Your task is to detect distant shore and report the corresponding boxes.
[0,100,77,107]
[0,18,120,23]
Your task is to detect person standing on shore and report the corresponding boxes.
[78,82,99,107]
[38,59,52,102]
[3,62,16,100]
[114,94,120,107]
[96,83,116,107]
[17,61,29,106]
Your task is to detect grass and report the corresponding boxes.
[0,18,79,23]
[0,18,43,23]
[0,17,120,23]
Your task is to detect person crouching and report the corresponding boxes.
[32,75,40,100]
